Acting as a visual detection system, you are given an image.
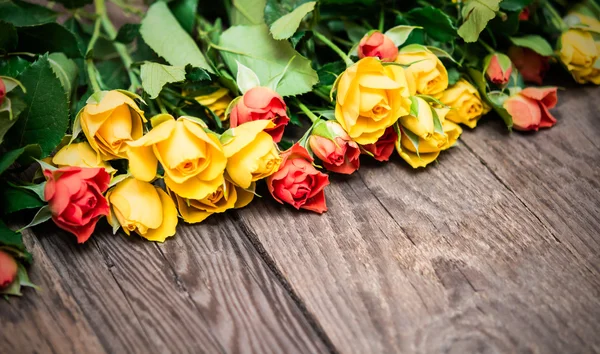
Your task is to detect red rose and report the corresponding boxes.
[0,250,17,289]
[508,46,550,85]
[308,120,360,174]
[44,166,111,243]
[267,144,329,214]
[361,126,397,162]
[485,53,513,85]
[503,87,558,131]
[230,86,290,143]
[358,32,398,62]
[0,78,6,106]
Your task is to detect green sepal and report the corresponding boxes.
[86,90,109,105]
[409,96,419,117]
[402,127,421,158]
[179,115,209,129]
[0,76,26,93]
[17,205,52,232]
[430,108,445,136]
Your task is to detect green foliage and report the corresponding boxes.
[406,7,457,43]
[0,144,41,175]
[500,0,532,12]
[0,20,18,54]
[509,35,554,56]
[170,0,199,33]
[231,0,267,25]
[185,65,211,82]
[0,56,31,77]
[16,23,82,58]
[6,55,69,157]
[140,2,214,73]
[457,0,501,43]
[114,23,140,44]
[0,0,57,26]
[384,26,422,48]
[219,24,318,97]
[51,0,92,9]
[48,53,79,98]
[317,61,345,86]
[96,60,128,90]
[0,182,44,215]
[140,62,186,99]
[266,0,315,40]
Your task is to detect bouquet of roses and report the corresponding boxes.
[0,0,598,297]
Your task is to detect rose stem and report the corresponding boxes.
[542,1,568,32]
[85,0,104,93]
[312,31,354,67]
[477,39,496,54]
[294,99,320,123]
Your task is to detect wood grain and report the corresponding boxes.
[236,87,600,353]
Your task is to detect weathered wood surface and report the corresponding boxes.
[1,87,599,354]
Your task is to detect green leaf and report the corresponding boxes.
[0,182,44,215]
[169,0,199,33]
[406,7,457,43]
[467,68,513,129]
[457,0,501,43]
[219,24,318,97]
[0,56,31,77]
[48,53,78,98]
[431,107,444,135]
[509,35,554,56]
[500,0,532,11]
[6,55,69,157]
[402,127,421,157]
[236,61,261,94]
[17,263,38,290]
[96,60,128,90]
[114,23,140,44]
[51,0,92,9]
[409,96,419,117]
[0,0,57,26]
[0,144,41,175]
[17,205,52,232]
[290,30,307,48]
[16,23,82,58]
[185,65,211,82]
[140,62,186,99]
[427,46,459,64]
[0,20,18,54]
[269,1,316,40]
[231,0,267,25]
[448,67,461,85]
[317,60,345,86]
[8,181,45,201]
[384,25,422,48]
[0,102,18,144]
[140,2,214,73]
[0,220,26,250]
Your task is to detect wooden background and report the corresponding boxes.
[1,84,599,353]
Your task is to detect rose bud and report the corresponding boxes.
[508,46,550,85]
[309,120,360,174]
[107,178,178,242]
[559,29,600,84]
[81,90,146,160]
[0,78,6,106]
[358,31,399,62]
[437,79,491,128]
[0,250,18,289]
[503,87,558,131]
[519,7,530,21]
[485,53,513,86]
[267,144,329,214]
[44,166,111,243]
[230,86,290,143]
[194,87,232,121]
[361,126,398,162]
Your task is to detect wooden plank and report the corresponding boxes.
[0,229,106,354]
[236,89,600,353]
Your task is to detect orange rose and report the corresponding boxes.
[358,31,398,62]
[503,87,558,131]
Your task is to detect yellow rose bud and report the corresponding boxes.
[194,87,232,121]
[334,57,411,145]
[169,180,254,223]
[395,46,449,95]
[52,142,116,175]
[559,29,600,84]
[127,114,227,200]
[80,90,146,161]
[436,79,491,128]
[221,120,282,189]
[107,178,178,242]
[396,97,463,168]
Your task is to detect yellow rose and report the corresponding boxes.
[194,87,232,121]
[52,142,116,174]
[127,114,227,200]
[395,97,463,168]
[169,180,254,223]
[395,45,449,95]
[566,12,600,32]
[107,178,178,242]
[80,90,146,160]
[334,57,411,145]
[221,120,281,188]
[436,79,491,128]
[559,29,600,84]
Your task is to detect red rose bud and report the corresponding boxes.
[503,87,558,131]
[309,120,360,174]
[0,250,18,289]
[361,126,398,162]
[358,31,399,62]
[44,166,111,243]
[230,86,290,143]
[485,53,513,86]
[519,7,530,21]
[0,78,6,106]
[267,144,329,214]
[508,46,550,85]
